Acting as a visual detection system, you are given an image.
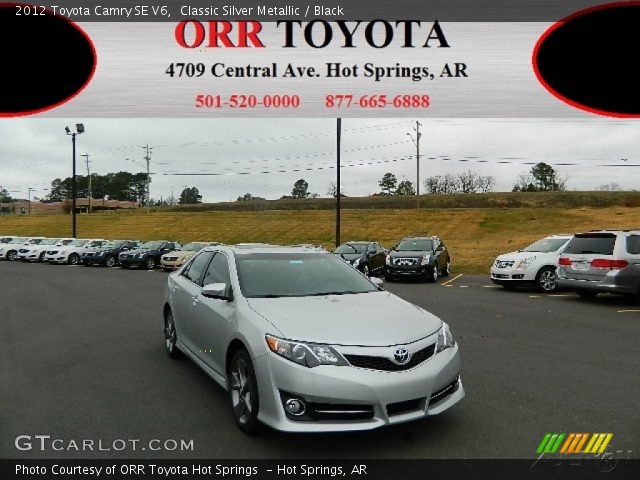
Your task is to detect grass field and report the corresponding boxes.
[3,206,640,273]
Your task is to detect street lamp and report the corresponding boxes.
[27,187,35,214]
[66,124,85,237]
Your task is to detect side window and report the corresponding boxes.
[202,253,232,290]
[182,251,214,285]
[627,235,640,255]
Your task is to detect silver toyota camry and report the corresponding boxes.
[163,244,464,433]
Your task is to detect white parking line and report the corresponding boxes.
[617,309,640,313]
[440,273,463,286]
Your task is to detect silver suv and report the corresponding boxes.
[556,230,640,299]
[163,244,463,433]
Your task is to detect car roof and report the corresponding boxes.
[205,243,325,255]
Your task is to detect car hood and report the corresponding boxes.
[334,252,364,262]
[496,250,554,261]
[165,250,194,260]
[127,249,154,255]
[389,250,429,258]
[247,291,442,346]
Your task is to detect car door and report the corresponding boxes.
[190,252,236,374]
[170,251,214,354]
[621,234,640,292]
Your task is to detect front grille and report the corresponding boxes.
[393,257,418,266]
[495,260,515,268]
[345,343,435,372]
[386,398,423,416]
[429,376,460,405]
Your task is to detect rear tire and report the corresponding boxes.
[7,250,17,261]
[535,266,557,292]
[577,290,598,299]
[441,260,451,277]
[39,252,46,262]
[105,256,116,268]
[228,349,261,434]
[68,253,80,265]
[144,257,156,270]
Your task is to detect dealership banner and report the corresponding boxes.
[3,0,638,118]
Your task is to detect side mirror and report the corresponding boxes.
[202,282,231,300]
[370,277,384,287]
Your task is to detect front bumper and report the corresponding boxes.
[490,267,536,283]
[253,343,463,432]
[45,255,68,264]
[119,256,145,267]
[161,259,183,270]
[385,265,434,277]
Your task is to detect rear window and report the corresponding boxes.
[563,234,616,255]
[627,235,640,255]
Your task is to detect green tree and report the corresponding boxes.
[378,173,398,196]
[395,180,415,195]
[0,188,12,203]
[179,187,202,204]
[291,179,310,198]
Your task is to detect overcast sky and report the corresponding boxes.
[0,118,638,202]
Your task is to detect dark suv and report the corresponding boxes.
[119,241,179,270]
[385,236,451,282]
[332,241,387,276]
[83,240,141,267]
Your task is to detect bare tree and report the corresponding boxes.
[458,170,480,193]
[477,175,495,193]
[597,182,621,192]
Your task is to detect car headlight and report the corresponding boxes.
[436,322,454,353]
[266,335,348,368]
[385,254,391,265]
[352,257,361,268]
[421,255,430,265]
[515,256,536,270]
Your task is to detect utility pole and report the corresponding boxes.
[336,118,342,248]
[27,187,35,214]
[143,145,152,213]
[407,121,422,209]
[81,153,92,213]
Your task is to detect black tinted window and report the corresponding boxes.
[564,235,616,255]
[182,251,214,285]
[202,253,232,287]
[396,239,434,251]
[627,236,640,255]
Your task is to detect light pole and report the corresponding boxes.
[27,187,35,214]
[66,124,85,237]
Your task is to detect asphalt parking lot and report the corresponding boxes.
[1,262,638,459]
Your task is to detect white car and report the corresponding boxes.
[0,237,45,261]
[490,235,572,292]
[45,239,107,265]
[17,238,75,262]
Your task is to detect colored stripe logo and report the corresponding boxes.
[537,433,612,455]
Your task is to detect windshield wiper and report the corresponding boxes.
[307,291,366,296]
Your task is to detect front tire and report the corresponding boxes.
[143,257,156,270]
[164,309,182,359]
[39,252,46,263]
[228,349,260,434]
[68,253,80,265]
[535,266,557,292]
[427,266,438,283]
[105,256,116,268]
[7,250,17,261]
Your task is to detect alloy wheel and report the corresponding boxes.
[69,254,79,265]
[362,264,370,276]
[7,251,17,261]
[164,312,176,354]
[230,358,253,425]
[39,252,46,262]
[145,258,155,269]
[538,269,556,292]
[105,256,116,267]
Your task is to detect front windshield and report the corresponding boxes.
[182,242,206,252]
[0,237,13,243]
[522,238,568,253]
[236,253,379,298]
[139,241,164,250]
[40,238,60,245]
[58,239,74,246]
[334,243,368,254]
[69,240,89,247]
[86,240,105,248]
[27,239,44,245]
[9,237,27,244]
[395,239,434,252]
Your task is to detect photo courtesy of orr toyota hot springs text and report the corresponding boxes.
[1,1,639,480]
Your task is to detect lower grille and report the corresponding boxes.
[386,398,423,416]
[309,403,374,421]
[394,257,418,266]
[429,376,460,405]
[345,344,435,372]
[492,273,509,279]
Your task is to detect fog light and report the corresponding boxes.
[285,398,306,416]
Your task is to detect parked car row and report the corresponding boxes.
[490,230,640,301]
[0,235,219,271]
[332,236,452,283]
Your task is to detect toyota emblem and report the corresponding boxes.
[393,347,410,364]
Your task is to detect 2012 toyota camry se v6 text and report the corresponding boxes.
[163,244,463,433]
